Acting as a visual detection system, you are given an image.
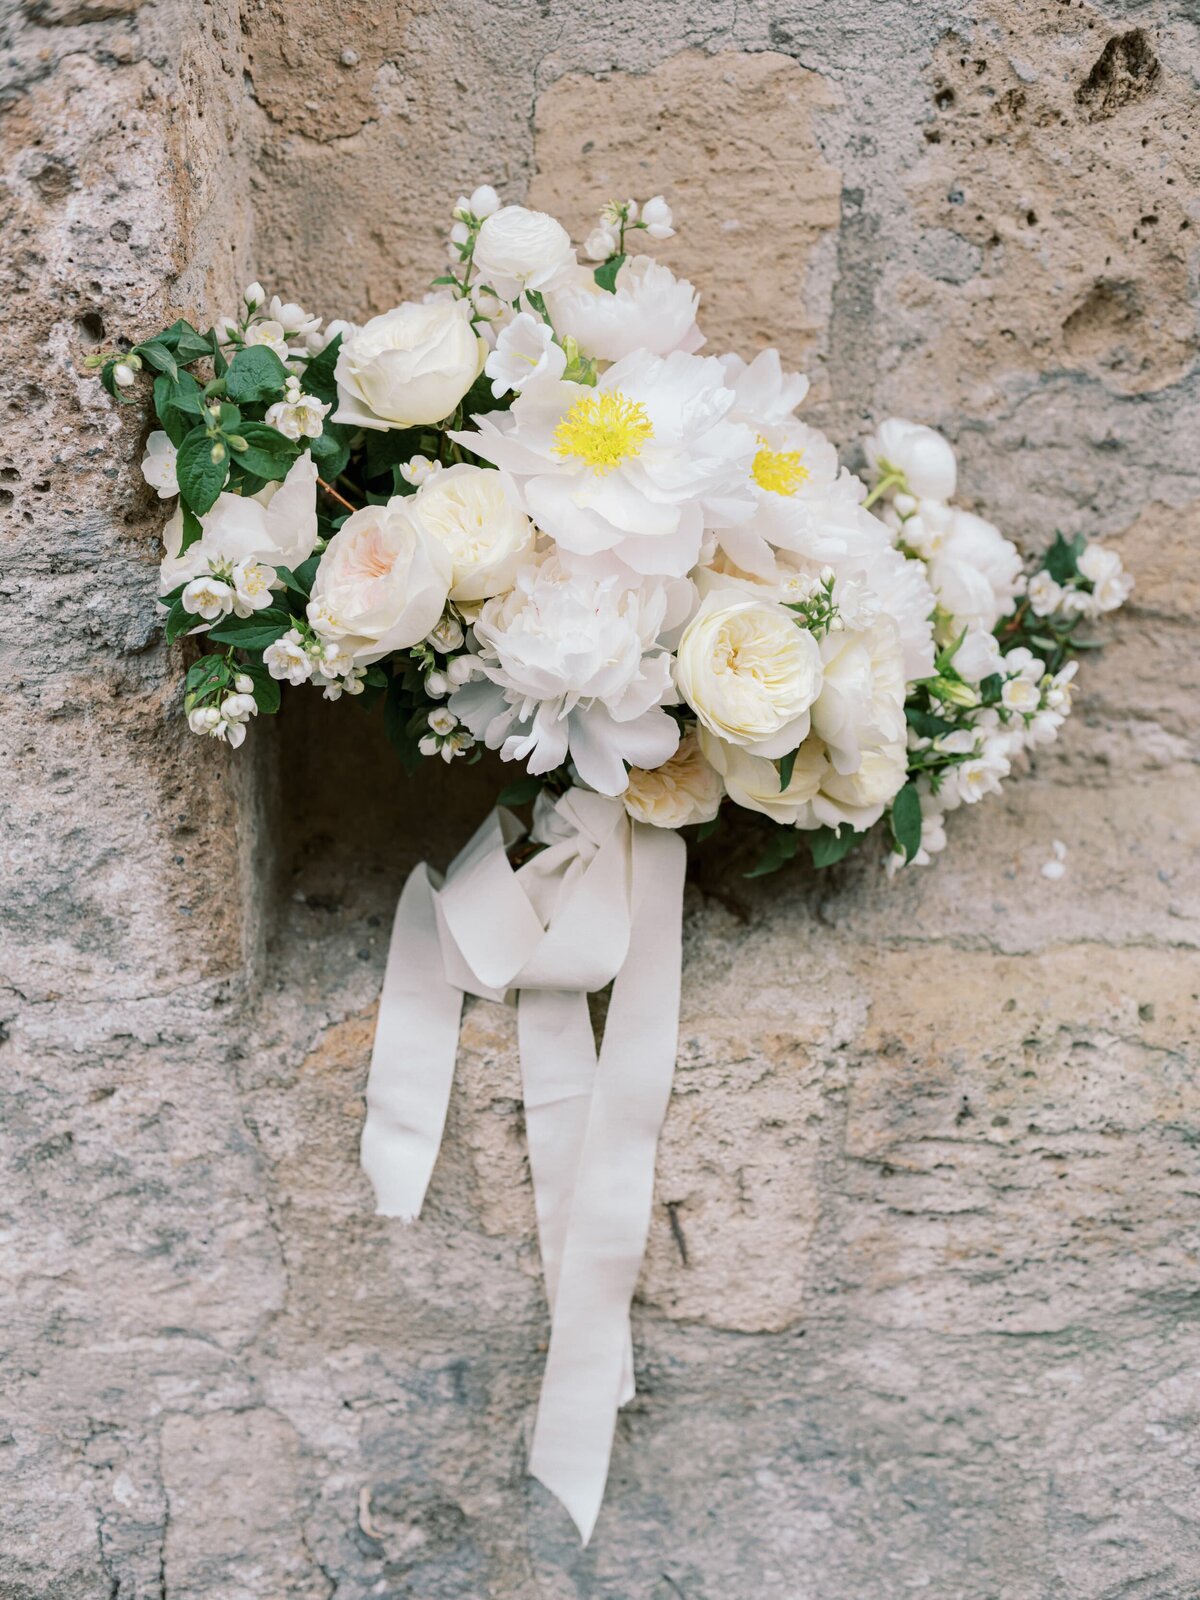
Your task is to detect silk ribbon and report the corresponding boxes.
[361,788,687,1543]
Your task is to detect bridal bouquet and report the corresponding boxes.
[101,184,1131,1540]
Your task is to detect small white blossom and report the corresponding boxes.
[113,362,136,388]
[234,673,255,695]
[264,383,330,441]
[243,281,266,308]
[243,319,290,361]
[220,692,258,724]
[231,559,276,616]
[446,654,475,686]
[484,311,567,397]
[584,224,620,261]
[267,296,321,338]
[188,706,221,735]
[399,455,442,488]
[427,615,465,653]
[640,195,674,239]
[263,629,314,685]
[425,670,450,698]
[469,184,502,219]
[428,706,459,736]
[1027,570,1064,617]
[141,431,179,498]
[418,734,440,757]
[181,575,234,621]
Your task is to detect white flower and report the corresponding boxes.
[450,555,679,795]
[805,740,909,833]
[697,729,827,826]
[484,312,567,397]
[306,318,356,356]
[159,454,320,593]
[640,195,674,240]
[425,670,449,698]
[243,281,266,308]
[584,225,619,261]
[866,418,958,502]
[1001,674,1041,713]
[234,673,255,694]
[262,631,313,684]
[927,508,1024,634]
[546,257,702,363]
[456,350,756,579]
[264,387,330,440]
[426,614,466,654]
[307,497,452,665]
[332,301,486,431]
[220,692,258,725]
[446,654,475,686]
[622,730,724,829]
[243,319,290,361]
[141,431,179,498]
[954,626,1004,683]
[675,590,823,759]
[1093,569,1133,612]
[181,575,234,621]
[428,706,458,736]
[472,205,575,301]
[399,456,441,488]
[230,559,276,616]
[467,184,501,219]
[810,616,906,775]
[188,706,221,735]
[956,746,1011,803]
[267,296,321,339]
[1077,542,1121,585]
[113,361,136,388]
[407,463,535,603]
[1027,569,1064,617]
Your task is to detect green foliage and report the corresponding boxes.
[163,598,195,645]
[1044,530,1086,584]
[238,660,283,715]
[778,749,797,792]
[744,829,799,878]
[153,370,206,445]
[808,825,861,869]
[889,783,922,863]
[224,344,290,404]
[204,608,294,649]
[300,334,342,402]
[175,427,229,515]
[905,705,956,739]
[229,421,300,481]
[593,254,626,293]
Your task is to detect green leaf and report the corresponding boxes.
[208,329,229,378]
[164,598,196,645]
[134,340,178,380]
[153,370,206,445]
[185,654,230,695]
[889,782,923,863]
[176,426,229,516]
[497,774,545,807]
[159,321,213,363]
[364,425,427,480]
[204,608,294,649]
[778,749,797,792]
[238,662,282,715]
[179,505,204,553]
[905,706,957,739]
[744,829,799,879]
[808,825,861,870]
[1044,530,1086,585]
[300,334,342,404]
[273,562,314,600]
[306,422,352,478]
[224,344,289,404]
[101,359,137,404]
[977,672,1003,705]
[593,253,626,293]
[694,814,722,843]
[230,421,300,481]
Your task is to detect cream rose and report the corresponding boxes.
[622,731,724,829]
[810,617,906,776]
[675,591,823,759]
[406,463,535,603]
[472,205,574,301]
[307,498,452,664]
[332,301,486,431]
[697,729,827,825]
[808,741,908,833]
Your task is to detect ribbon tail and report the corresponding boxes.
[527,822,687,1544]
[361,864,465,1220]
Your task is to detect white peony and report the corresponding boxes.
[141,431,179,498]
[484,312,566,397]
[810,616,906,775]
[472,205,575,302]
[449,555,679,795]
[675,590,823,759]
[307,498,452,665]
[927,507,1023,634]
[406,463,535,603]
[454,349,757,579]
[332,301,486,431]
[159,453,319,593]
[622,731,724,829]
[546,256,703,363]
[866,418,958,502]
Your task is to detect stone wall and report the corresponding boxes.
[2,1,1198,1596]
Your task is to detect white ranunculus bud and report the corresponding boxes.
[640,195,674,239]
[306,499,453,665]
[469,184,501,218]
[472,205,575,301]
[866,418,958,502]
[243,281,266,308]
[428,706,458,736]
[112,361,136,388]
[332,301,486,431]
[675,591,823,758]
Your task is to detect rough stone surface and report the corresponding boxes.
[2,1,1199,1597]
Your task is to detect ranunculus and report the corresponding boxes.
[406,463,535,603]
[307,498,452,664]
[546,256,703,363]
[472,205,575,301]
[927,507,1023,634]
[622,731,724,828]
[810,616,906,775]
[675,590,823,758]
[332,301,486,431]
[697,729,827,825]
[867,418,958,502]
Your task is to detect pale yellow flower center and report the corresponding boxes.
[552,390,654,475]
[751,435,809,496]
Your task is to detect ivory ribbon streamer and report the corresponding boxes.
[361,789,687,1544]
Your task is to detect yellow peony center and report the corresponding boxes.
[552,390,654,475]
[751,436,809,497]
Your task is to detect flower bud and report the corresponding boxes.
[469,184,501,219]
[424,670,449,698]
[446,654,475,686]
[210,441,226,465]
[234,673,255,694]
[244,281,266,308]
[112,362,136,388]
[428,706,458,736]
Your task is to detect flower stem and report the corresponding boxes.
[318,477,359,514]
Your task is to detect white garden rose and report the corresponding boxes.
[307,498,452,664]
[697,729,827,825]
[622,731,724,829]
[332,300,486,431]
[866,417,958,502]
[406,463,535,603]
[675,590,823,758]
[472,205,575,301]
[804,740,908,833]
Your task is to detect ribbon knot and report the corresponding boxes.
[361,790,687,1544]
